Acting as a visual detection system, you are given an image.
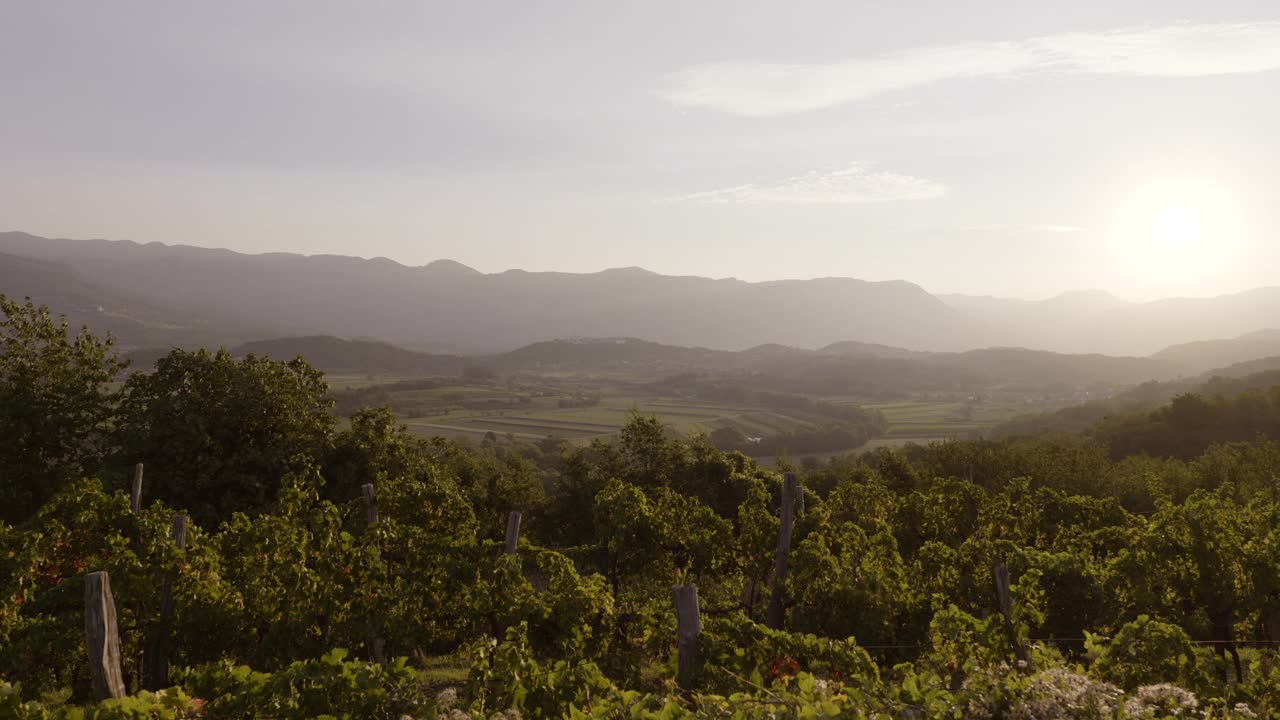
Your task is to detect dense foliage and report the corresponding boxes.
[994,370,1280,455]
[3,300,1280,718]
[0,296,126,521]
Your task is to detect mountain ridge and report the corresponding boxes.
[4,231,1279,359]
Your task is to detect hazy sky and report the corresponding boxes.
[4,2,1279,300]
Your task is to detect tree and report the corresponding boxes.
[111,348,333,525]
[0,296,125,522]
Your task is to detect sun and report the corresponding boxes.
[1106,174,1238,296]
[1149,202,1203,251]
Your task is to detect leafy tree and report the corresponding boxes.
[0,296,125,522]
[111,348,333,525]
[1089,615,1208,690]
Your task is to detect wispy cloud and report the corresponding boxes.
[963,223,1088,234]
[677,163,947,204]
[662,21,1280,116]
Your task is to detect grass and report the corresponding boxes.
[418,654,470,691]
[340,374,1031,456]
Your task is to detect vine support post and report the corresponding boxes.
[85,571,127,700]
[131,463,144,513]
[360,483,386,664]
[144,514,188,690]
[994,562,1029,668]
[673,584,701,691]
[361,483,378,525]
[766,472,798,630]
[504,511,523,555]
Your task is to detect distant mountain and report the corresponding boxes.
[488,337,1180,391]
[930,347,1180,388]
[1201,355,1280,380]
[0,250,228,347]
[818,340,923,360]
[0,231,980,353]
[1151,329,1280,373]
[234,336,464,375]
[5,231,1280,361]
[493,338,733,372]
[111,331,1184,401]
[940,289,1280,358]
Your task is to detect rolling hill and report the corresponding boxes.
[0,232,976,354]
[1151,329,1280,371]
[4,231,1280,365]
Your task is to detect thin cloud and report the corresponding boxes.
[964,223,1089,234]
[662,21,1280,116]
[677,163,947,204]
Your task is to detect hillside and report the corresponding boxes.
[492,337,734,372]
[234,336,464,375]
[941,289,1280,359]
[0,232,976,354]
[0,251,229,348]
[1151,329,1280,371]
[124,333,1188,396]
[8,231,1280,361]
[991,364,1280,440]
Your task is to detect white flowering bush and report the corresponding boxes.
[1122,683,1199,718]
[1008,667,1123,720]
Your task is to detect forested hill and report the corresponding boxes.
[127,334,1187,396]
[994,366,1280,459]
[4,294,1280,717]
[7,230,1280,357]
[1151,328,1280,370]
[235,336,464,375]
[0,231,973,354]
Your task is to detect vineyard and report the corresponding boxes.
[4,297,1280,718]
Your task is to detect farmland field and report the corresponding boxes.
[333,373,1035,457]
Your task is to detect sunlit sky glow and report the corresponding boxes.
[2,2,1278,301]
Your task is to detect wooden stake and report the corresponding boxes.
[766,472,798,630]
[144,515,188,690]
[361,483,378,525]
[673,584,701,690]
[504,511,523,555]
[85,571,127,700]
[360,483,386,663]
[131,463,144,513]
[994,563,1029,667]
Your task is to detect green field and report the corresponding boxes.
[337,375,1030,456]
[862,398,1026,446]
[397,393,816,444]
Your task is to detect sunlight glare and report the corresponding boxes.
[1106,174,1239,297]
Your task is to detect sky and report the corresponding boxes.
[3,1,1279,301]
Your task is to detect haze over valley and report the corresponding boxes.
[5,231,1280,361]
[7,5,1280,715]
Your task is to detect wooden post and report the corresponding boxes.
[504,511,522,555]
[131,463,144,513]
[673,584,701,691]
[85,571,127,700]
[360,483,386,663]
[766,472,798,630]
[361,483,378,525]
[994,563,1029,667]
[170,514,188,551]
[143,515,187,690]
